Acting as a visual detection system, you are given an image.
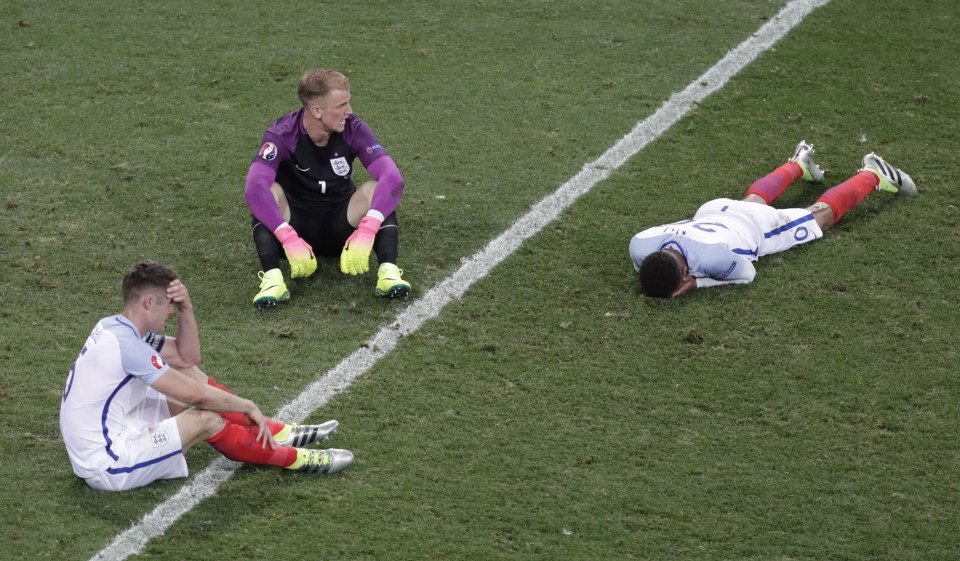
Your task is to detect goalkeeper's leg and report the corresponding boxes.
[252,217,283,271]
[373,212,399,265]
[251,217,290,309]
[373,213,410,298]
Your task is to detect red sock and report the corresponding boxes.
[207,422,298,467]
[207,376,285,435]
[746,162,802,203]
[815,171,877,223]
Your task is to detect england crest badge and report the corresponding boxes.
[330,157,350,176]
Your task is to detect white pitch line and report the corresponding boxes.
[91,1,832,559]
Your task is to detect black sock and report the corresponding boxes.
[252,217,282,271]
[374,212,399,265]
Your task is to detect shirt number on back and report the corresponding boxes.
[62,345,88,401]
[692,221,729,233]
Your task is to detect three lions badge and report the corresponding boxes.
[330,157,350,176]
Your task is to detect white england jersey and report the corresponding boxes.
[60,315,172,479]
[629,198,821,287]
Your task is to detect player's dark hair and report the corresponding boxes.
[122,260,179,304]
[298,69,350,106]
[638,251,682,298]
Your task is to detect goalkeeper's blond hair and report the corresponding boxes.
[298,69,350,106]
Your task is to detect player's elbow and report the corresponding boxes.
[179,349,202,369]
[381,168,404,198]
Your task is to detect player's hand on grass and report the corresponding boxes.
[274,224,317,278]
[340,214,381,275]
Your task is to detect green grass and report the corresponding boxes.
[2,0,960,559]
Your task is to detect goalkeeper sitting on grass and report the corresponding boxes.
[629,141,917,298]
[245,68,410,309]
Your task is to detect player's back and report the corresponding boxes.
[59,316,157,478]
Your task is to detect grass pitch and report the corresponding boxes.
[2,0,959,560]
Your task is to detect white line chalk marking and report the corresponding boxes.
[91,1,832,558]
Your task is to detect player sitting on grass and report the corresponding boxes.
[245,68,411,309]
[629,141,917,298]
[59,261,353,491]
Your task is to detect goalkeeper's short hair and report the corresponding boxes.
[638,251,682,298]
[298,69,350,106]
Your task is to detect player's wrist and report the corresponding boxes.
[273,223,299,244]
[357,212,382,234]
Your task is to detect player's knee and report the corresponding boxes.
[191,409,226,439]
[358,180,377,195]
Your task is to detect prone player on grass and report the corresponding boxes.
[59,261,352,491]
[629,141,917,298]
[245,68,410,309]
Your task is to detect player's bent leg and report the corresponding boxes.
[806,201,836,232]
[756,206,824,257]
[371,212,410,297]
[203,415,352,474]
[84,416,188,491]
[346,181,377,227]
[745,141,822,204]
[814,171,877,225]
[176,409,227,451]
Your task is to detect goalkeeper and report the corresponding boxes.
[245,68,410,309]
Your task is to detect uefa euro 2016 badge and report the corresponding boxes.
[330,156,350,176]
[259,142,278,161]
[150,353,165,370]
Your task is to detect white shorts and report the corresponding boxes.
[84,416,188,492]
[695,198,823,258]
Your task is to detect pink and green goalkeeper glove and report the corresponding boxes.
[274,224,317,278]
[340,214,382,275]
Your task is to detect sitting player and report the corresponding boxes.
[245,68,411,309]
[60,261,353,491]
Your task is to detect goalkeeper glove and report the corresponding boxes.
[274,224,317,278]
[340,212,382,275]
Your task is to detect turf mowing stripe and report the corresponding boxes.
[90,1,832,558]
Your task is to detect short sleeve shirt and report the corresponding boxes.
[59,315,170,478]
